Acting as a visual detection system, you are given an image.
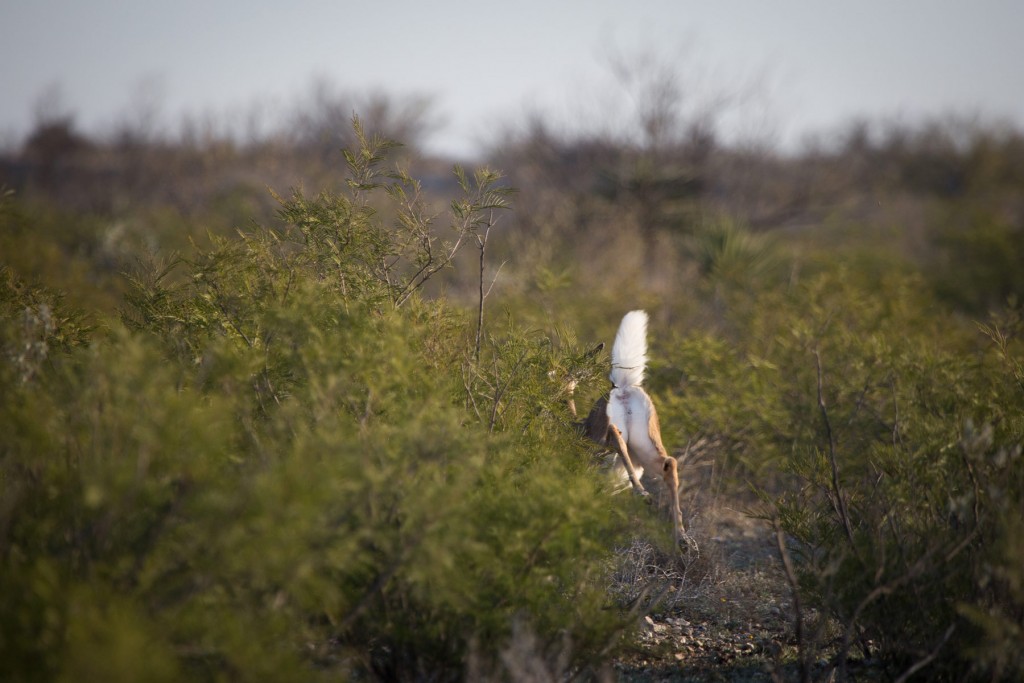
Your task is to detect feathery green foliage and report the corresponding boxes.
[677,268,1024,680]
[6,106,1024,682]
[1,121,633,682]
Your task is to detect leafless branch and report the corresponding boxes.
[775,524,813,683]
[814,349,856,549]
[893,624,956,683]
[474,212,504,361]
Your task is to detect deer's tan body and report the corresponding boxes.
[572,311,689,548]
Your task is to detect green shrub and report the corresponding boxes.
[0,122,635,682]
[637,259,1024,679]
[930,201,1024,314]
[744,271,1024,680]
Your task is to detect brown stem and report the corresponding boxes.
[775,524,812,683]
[814,349,856,550]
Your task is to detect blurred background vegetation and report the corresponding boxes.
[2,55,1023,682]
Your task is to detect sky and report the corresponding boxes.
[2,0,1023,159]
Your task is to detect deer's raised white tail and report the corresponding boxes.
[566,309,695,551]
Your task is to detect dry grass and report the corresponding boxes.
[602,457,809,682]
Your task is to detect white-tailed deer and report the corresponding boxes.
[568,310,694,550]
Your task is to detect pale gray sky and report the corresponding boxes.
[2,0,1022,158]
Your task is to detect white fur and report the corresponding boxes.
[585,310,690,549]
[609,310,648,389]
[606,310,663,480]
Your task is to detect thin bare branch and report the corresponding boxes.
[893,624,956,683]
[814,348,857,549]
[775,524,812,683]
[474,214,500,361]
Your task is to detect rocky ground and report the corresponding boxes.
[610,500,801,683]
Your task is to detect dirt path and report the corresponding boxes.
[612,495,800,682]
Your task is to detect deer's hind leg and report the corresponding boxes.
[658,453,685,540]
[646,409,697,551]
[585,398,647,496]
[607,423,648,496]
